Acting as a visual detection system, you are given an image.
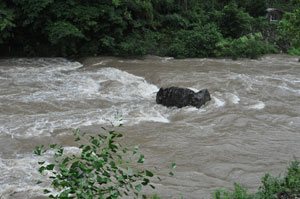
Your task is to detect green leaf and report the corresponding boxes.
[34,145,44,155]
[50,144,57,149]
[137,154,144,163]
[146,170,154,177]
[38,166,46,174]
[59,189,71,197]
[142,178,150,186]
[46,164,55,170]
[172,162,177,169]
[135,184,142,192]
[150,184,156,189]
[83,146,91,153]
[116,133,123,138]
[43,189,51,194]
[36,180,43,184]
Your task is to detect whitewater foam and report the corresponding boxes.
[212,96,226,107]
[0,147,83,198]
[226,93,240,104]
[248,101,265,110]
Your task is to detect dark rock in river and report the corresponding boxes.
[156,87,211,108]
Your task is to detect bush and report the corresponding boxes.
[116,30,159,57]
[215,183,253,199]
[164,38,188,59]
[216,33,277,59]
[118,37,147,57]
[214,160,300,199]
[164,23,223,58]
[34,123,176,199]
[288,48,300,56]
[218,2,254,39]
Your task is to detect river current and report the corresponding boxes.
[0,55,300,199]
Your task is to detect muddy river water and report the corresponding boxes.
[0,55,300,199]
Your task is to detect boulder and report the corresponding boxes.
[156,87,211,108]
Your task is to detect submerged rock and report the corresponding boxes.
[156,87,211,108]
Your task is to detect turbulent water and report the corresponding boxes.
[0,55,300,199]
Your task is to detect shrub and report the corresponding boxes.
[164,38,188,59]
[218,2,254,39]
[214,160,300,199]
[215,183,253,199]
[288,48,300,56]
[216,33,277,59]
[116,30,159,57]
[34,123,176,199]
[118,38,147,57]
[164,23,223,58]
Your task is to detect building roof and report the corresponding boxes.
[266,8,285,13]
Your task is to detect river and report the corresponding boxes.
[0,55,300,199]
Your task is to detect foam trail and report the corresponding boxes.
[248,101,265,110]
[212,96,226,107]
[227,93,240,104]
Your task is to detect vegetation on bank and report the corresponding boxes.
[215,160,300,199]
[0,0,299,59]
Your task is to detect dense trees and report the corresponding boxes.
[279,0,300,48]
[0,0,296,58]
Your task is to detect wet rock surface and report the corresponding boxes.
[156,87,211,108]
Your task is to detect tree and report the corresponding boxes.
[218,1,253,39]
[0,2,15,44]
[279,0,300,48]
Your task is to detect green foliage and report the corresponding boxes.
[48,21,85,45]
[164,23,223,58]
[161,13,189,29]
[12,0,53,26]
[0,2,15,44]
[257,160,300,199]
[279,0,300,49]
[216,33,277,59]
[116,29,158,57]
[215,183,253,199]
[214,160,300,199]
[0,0,293,58]
[236,0,267,18]
[34,124,176,199]
[218,1,254,39]
[287,48,300,56]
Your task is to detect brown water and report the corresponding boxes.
[0,55,300,199]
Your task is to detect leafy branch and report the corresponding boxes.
[34,125,176,199]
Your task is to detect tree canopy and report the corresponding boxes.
[279,0,300,48]
[0,0,295,58]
